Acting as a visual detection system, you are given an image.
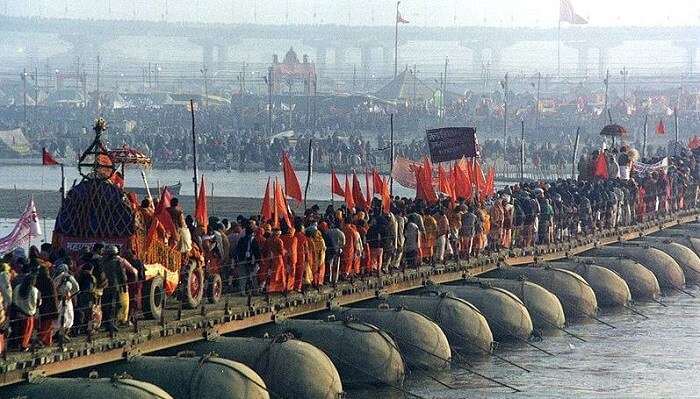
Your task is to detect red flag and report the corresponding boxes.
[381,176,391,213]
[414,166,426,201]
[344,174,355,210]
[438,164,455,201]
[372,169,384,195]
[41,148,61,165]
[559,0,588,24]
[146,187,176,246]
[655,119,666,135]
[110,171,125,188]
[274,178,291,229]
[421,157,438,204]
[472,160,486,195]
[594,150,609,179]
[281,152,303,203]
[481,166,496,198]
[195,175,208,232]
[396,9,409,24]
[352,172,366,209]
[331,169,345,197]
[261,177,273,222]
[453,162,472,200]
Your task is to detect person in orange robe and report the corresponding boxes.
[280,224,298,292]
[266,228,287,293]
[340,221,356,279]
[255,225,270,289]
[293,220,309,292]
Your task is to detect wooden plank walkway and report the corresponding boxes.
[0,211,697,387]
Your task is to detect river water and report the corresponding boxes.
[351,287,700,399]
[0,164,415,200]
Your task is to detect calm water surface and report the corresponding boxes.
[350,289,700,398]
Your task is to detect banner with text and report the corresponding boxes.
[426,127,479,163]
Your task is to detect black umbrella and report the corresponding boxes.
[600,124,627,137]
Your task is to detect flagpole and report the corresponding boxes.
[190,99,199,202]
[557,20,561,77]
[572,126,580,179]
[674,106,679,157]
[304,139,313,210]
[520,119,525,183]
[389,113,395,197]
[60,163,65,203]
[394,1,400,78]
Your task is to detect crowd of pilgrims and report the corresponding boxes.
[0,144,698,353]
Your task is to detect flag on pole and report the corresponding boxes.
[655,119,666,135]
[438,164,455,201]
[146,187,176,246]
[559,0,588,24]
[594,151,609,178]
[195,175,208,232]
[41,147,61,165]
[421,157,438,204]
[331,169,345,197]
[27,198,41,237]
[281,152,303,203]
[274,178,291,229]
[372,169,384,195]
[352,171,366,209]
[396,2,409,24]
[344,174,355,210]
[261,177,273,222]
[453,161,472,200]
[0,198,42,253]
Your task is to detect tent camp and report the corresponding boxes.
[374,68,437,102]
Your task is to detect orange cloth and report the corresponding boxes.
[281,232,298,292]
[267,236,287,293]
[341,224,356,276]
[293,231,309,291]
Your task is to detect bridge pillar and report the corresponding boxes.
[334,46,347,68]
[597,46,610,78]
[568,42,591,77]
[216,45,229,71]
[676,41,698,75]
[360,46,372,70]
[61,35,107,63]
[382,46,393,75]
[202,42,214,70]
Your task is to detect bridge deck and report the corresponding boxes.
[0,211,697,387]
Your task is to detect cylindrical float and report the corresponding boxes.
[187,336,343,399]
[463,277,565,332]
[487,266,598,321]
[573,256,662,301]
[430,284,534,341]
[265,319,405,387]
[328,306,451,370]
[639,238,700,284]
[0,377,172,399]
[653,234,700,257]
[588,246,686,291]
[546,262,631,307]
[95,355,269,399]
[383,294,494,356]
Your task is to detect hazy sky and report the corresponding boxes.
[8,0,700,27]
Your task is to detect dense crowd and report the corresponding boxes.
[1,85,698,172]
[0,139,698,353]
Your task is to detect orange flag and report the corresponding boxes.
[421,158,438,204]
[352,171,366,209]
[655,119,666,135]
[273,178,291,228]
[481,166,496,198]
[438,164,455,201]
[344,174,355,209]
[261,177,272,222]
[281,152,303,203]
[146,187,176,246]
[331,169,345,197]
[381,176,391,213]
[472,160,486,195]
[594,150,609,179]
[195,175,208,232]
[372,169,384,195]
[41,148,61,165]
[453,161,472,200]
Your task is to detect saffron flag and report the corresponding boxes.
[344,174,355,210]
[274,178,291,229]
[195,175,208,232]
[559,0,588,24]
[421,157,438,204]
[281,152,303,203]
[146,187,176,246]
[414,165,426,201]
[594,151,609,179]
[655,119,666,135]
[352,172,366,209]
[42,148,61,165]
[331,169,345,197]
[381,177,391,213]
[482,166,496,198]
[438,164,455,201]
[261,177,273,222]
[453,162,472,200]
[372,169,384,195]
[472,160,486,195]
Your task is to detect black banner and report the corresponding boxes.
[426,127,479,163]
